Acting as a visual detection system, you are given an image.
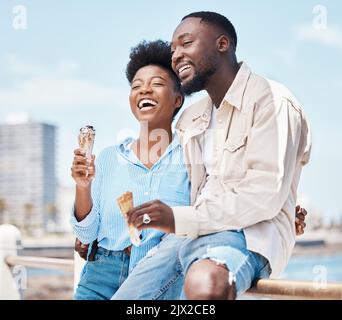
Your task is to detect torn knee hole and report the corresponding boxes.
[205,258,236,286]
[201,253,237,287]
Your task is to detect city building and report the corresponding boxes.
[0,119,57,233]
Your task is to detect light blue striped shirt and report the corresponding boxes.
[70,135,190,271]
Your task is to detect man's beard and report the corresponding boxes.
[181,57,218,96]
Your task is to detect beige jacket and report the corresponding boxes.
[173,62,311,277]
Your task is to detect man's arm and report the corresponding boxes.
[126,99,310,238]
[172,98,309,238]
[125,201,309,236]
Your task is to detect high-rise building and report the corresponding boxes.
[0,121,56,232]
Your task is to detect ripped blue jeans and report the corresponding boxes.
[112,230,271,299]
[177,230,271,297]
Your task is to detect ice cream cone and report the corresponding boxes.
[117,191,141,246]
[78,125,95,160]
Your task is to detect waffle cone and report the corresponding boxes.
[117,192,133,214]
[116,191,141,246]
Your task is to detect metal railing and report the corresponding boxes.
[5,255,74,272]
[247,279,342,299]
[1,224,342,300]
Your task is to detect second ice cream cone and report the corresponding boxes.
[117,191,141,246]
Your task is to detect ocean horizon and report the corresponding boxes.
[27,253,342,282]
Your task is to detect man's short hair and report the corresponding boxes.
[182,11,237,48]
[126,40,184,118]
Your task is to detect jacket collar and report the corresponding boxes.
[222,61,251,111]
[176,96,212,133]
[176,62,251,132]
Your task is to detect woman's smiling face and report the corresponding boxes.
[129,64,182,126]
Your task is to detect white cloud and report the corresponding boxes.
[297,25,342,49]
[275,25,342,64]
[0,57,128,112]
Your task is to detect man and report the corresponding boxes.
[78,12,311,300]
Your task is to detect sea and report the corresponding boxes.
[27,254,342,282]
[281,254,342,282]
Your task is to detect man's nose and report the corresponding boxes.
[172,47,184,65]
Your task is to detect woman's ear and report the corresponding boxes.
[217,35,230,53]
[175,94,183,109]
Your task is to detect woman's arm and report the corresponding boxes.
[71,148,95,221]
[75,184,93,222]
[70,148,100,244]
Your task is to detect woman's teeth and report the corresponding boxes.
[138,99,158,109]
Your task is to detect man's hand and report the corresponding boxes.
[125,201,308,236]
[295,205,307,236]
[126,200,175,234]
[75,238,89,260]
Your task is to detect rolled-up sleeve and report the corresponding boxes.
[173,98,310,238]
[70,159,103,244]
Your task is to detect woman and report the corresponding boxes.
[71,40,189,299]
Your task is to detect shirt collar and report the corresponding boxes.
[117,134,180,165]
[222,61,251,111]
[118,137,135,157]
[177,62,252,130]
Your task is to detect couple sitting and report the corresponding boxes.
[71,11,311,300]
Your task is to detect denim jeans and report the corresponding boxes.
[112,234,185,300]
[74,247,130,300]
[112,230,271,299]
[177,230,271,297]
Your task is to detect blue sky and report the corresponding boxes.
[0,1,341,222]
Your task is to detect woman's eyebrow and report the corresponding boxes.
[132,75,166,84]
[132,78,142,83]
[151,76,166,81]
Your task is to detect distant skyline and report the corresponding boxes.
[0,122,56,230]
[0,1,341,222]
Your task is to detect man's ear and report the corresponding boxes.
[217,35,230,53]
